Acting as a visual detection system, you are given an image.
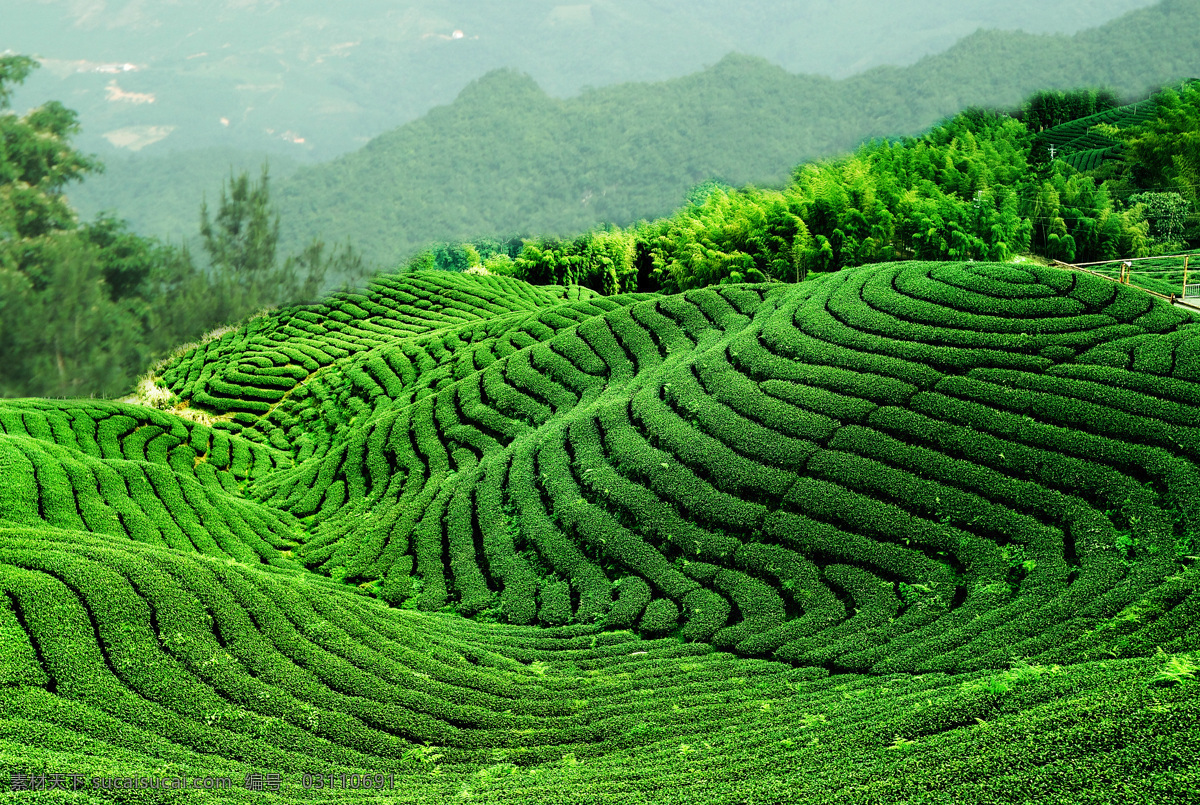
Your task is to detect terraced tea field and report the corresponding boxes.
[1035,95,1161,171]
[2,263,1199,803]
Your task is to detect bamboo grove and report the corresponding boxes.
[432,83,1200,296]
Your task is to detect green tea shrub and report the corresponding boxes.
[607,576,652,629]
[639,597,680,636]
[7,261,1200,767]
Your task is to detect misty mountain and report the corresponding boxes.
[258,0,1198,267]
[4,0,1155,161]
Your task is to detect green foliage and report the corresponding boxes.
[511,228,639,295]
[0,58,157,397]
[450,82,1198,297]
[646,186,806,291]
[0,56,100,241]
[1149,648,1199,686]
[194,165,367,321]
[1121,81,1200,210]
[200,166,281,278]
[1129,192,1191,244]
[0,60,370,399]
[81,213,162,301]
[1022,87,1122,132]
[234,1,1200,270]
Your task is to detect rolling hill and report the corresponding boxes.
[1,261,1198,802]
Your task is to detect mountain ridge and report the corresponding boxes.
[262,0,1199,268]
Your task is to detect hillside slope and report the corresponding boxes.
[268,0,1200,267]
[62,0,1200,265]
[1,262,1198,801]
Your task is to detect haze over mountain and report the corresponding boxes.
[59,0,1200,268]
[2,0,1156,161]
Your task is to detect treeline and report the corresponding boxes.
[0,57,364,399]
[4,46,1198,400]
[63,1,1199,267]
[256,0,1200,268]
[417,83,1198,294]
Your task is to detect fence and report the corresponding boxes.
[1053,252,1199,302]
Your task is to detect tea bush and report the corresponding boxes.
[2,264,1199,802]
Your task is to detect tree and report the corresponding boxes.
[0,55,142,397]
[1,56,100,246]
[1021,88,1120,132]
[200,165,280,277]
[1122,82,1200,217]
[1,57,368,399]
[195,164,361,323]
[7,234,151,397]
[1129,192,1190,247]
[514,238,584,286]
[82,213,160,300]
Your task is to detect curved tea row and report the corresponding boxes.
[2,263,1199,801]
[0,524,1195,802]
[145,264,1200,673]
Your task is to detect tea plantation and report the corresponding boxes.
[1036,95,1160,171]
[1,262,1198,803]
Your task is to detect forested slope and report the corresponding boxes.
[1,263,1198,802]
[8,0,1154,161]
[435,82,1200,297]
[8,52,1200,401]
[63,0,1200,265]
[263,0,1200,267]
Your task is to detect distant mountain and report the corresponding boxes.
[254,0,1199,268]
[5,0,1154,161]
[68,148,302,243]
